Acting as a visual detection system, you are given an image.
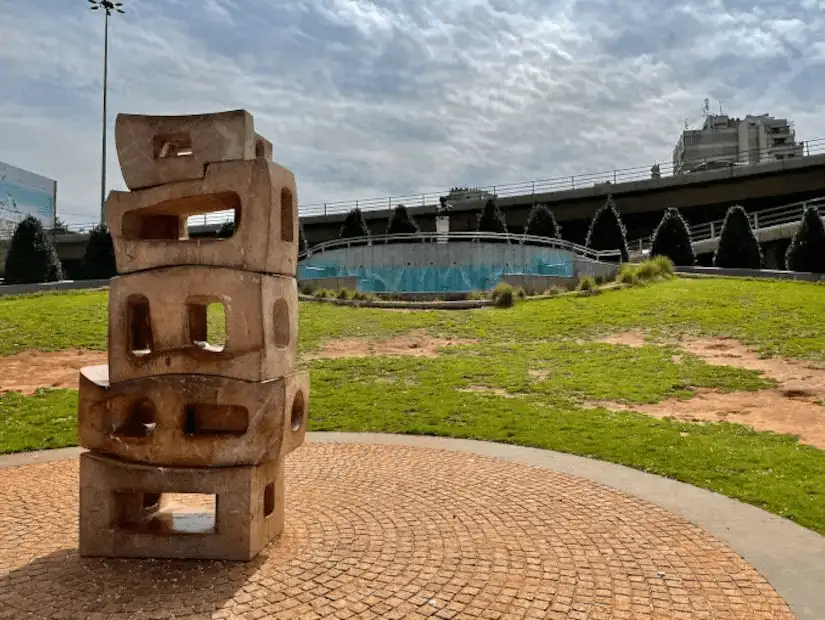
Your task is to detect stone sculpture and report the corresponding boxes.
[76,109,308,561]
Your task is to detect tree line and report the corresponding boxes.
[3,197,825,284]
[333,197,825,273]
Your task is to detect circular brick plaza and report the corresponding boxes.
[0,441,792,619]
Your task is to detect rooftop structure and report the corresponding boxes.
[673,112,804,175]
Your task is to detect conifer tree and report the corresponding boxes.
[585,195,629,262]
[386,204,420,236]
[650,207,695,266]
[82,224,117,279]
[3,215,63,284]
[476,198,508,234]
[714,205,762,269]
[524,203,561,239]
[785,205,825,273]
[339,207,370,239]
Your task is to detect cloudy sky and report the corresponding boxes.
[1,0,824,225]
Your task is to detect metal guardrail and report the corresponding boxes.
[5,137,824,240]
[630,196,825,253]
[293,137,825,218]
[298,231,623,263]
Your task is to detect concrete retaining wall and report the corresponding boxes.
[574,257,619,281]
[304,241,575,272]
[297,276,360,293]
[500,274,577,293]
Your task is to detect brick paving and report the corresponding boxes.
[0,443,792,619]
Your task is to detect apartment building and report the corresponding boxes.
[672,113,804,174]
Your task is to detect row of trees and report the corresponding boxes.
[334,196,825,273]
[5,199,824,284]
[650,203,825,272]
[335,197,626,260]
[2,216,116,284]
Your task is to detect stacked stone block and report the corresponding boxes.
[76,109,308,561]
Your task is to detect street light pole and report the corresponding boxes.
[89,0,125,226]
[101,8,109,225]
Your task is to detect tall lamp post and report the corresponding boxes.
[89,0,125,226]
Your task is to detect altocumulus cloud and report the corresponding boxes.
[1,0,825,224]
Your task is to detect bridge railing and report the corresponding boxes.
[7,136,825,240]
[299,231,623,263]
[630,195,825,253]
[295,137,825,218]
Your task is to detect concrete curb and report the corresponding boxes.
[3,433,822,618]
[297,294,492,310]
[0,279,110,297]
[299,281,634,309]
[676,265,825,282]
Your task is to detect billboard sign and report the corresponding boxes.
[0,160,57,237]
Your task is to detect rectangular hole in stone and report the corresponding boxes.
[183,404,249,436]
[263,482,275,518]
[186,300,227,352]
[127,294,153,357]
[153,133,193,159]
[114,492,218,535]
[121,192,240,241]
[280,187,295,243]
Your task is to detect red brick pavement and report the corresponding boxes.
[0,443,792,619]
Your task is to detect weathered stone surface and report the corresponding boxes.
[78,451,285,561]
[78,365,309,467]
[254,133,273,161]
[106,158,298,276]
[115,110,257,190]
[108,266,297,384]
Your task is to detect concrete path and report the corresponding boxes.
[2,433,823,618]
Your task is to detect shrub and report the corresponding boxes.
[3,215,63,284]
[386,204,420,236]
[477,198,508,235]
[352,291,377,301]
[339,207,370,240]
[651,255,675,277]
[650,208,695,267]
[713,206,762,269]
[491,282,515,307]
[299,283,314,296]
[524,203,561,239]
[82,224,117,279]
[313,289,334,299]
[616,257,674,286]
[616,264,640,286]
[585,195,629,262]
[785,206,825,273]
[336,288,353,300]
[577,276,599,294]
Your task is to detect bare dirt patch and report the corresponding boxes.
[595,332,825,449]
[1,331,472,394]
[598,330,648,348]
[305,330,477,361]
[0,350,107,395]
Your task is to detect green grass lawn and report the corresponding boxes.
[2,277,825,534]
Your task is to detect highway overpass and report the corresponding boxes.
[6,150,825,277]
[301,152,825,247]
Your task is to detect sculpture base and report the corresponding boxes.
[78,451,284,561]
